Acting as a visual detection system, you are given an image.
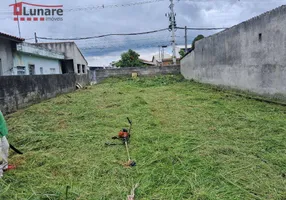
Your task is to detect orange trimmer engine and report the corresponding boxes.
[118,129,130,140]
[112,128,130,143]
[106,117,132,146]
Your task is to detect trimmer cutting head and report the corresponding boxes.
[124,160,136,167]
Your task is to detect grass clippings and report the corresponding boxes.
[1,75,286,200]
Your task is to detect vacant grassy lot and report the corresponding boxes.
[1,75,286,200]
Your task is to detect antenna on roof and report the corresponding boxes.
[15,0,21,38]
[34,32,38,43]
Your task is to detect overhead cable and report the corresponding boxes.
[37,28,169,41]
[0,0,166,14]
[177,26,228,30]
[64,0,165,12]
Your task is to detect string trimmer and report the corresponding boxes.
[10,144,23,154]
[105,117,136,167]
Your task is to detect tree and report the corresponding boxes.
[192,34,205,50]
[179,34,205,58]
[114,49,142,68]
[179,49,186,57]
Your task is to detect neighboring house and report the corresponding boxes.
[0,32,65,76]
[13,42,64,75]
[139,58,156,66]
[34,42,88,74]
[0,32,24,75]
[161,58,180,66]
[151,53,172,66]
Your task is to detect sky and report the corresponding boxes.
[0,0,286,66]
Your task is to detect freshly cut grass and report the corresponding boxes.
[1,75,286,200]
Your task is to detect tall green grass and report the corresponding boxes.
[1,75,286,200]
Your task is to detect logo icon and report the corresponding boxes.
[9,2,63,22]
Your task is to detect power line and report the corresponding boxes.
[1,0,285,14]
[81,42,171,53]
[0,0,166,14]
[64,0,166,12]
[177,26,228,30]
[37,28,169,41]
[79,37,190,50]
[35,25,225,46]
[75,34,170,45]
[80,39,171,50]
[79,37,187,49]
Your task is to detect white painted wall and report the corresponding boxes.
[13,52,62,75]
[35,42,88,74]
[17,43,64,60]
[0,38,14,75]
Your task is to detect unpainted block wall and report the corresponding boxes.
[181,5,286,101]
[94,66,181,83]
[0,74,90,115]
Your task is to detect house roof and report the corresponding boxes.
[139,58,155,66]
[0,32,25,42]
[162,57,180,62]
[152,53,172,62]
[17,42,65,60]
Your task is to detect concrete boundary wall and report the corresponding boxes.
[94,65,181,83]
[0,74,90,115]
[181,5,286,101]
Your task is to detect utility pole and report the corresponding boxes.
[158,46,161,66]
[161,45,167,61]
[157,45,162,66]
[34,32,38,43]
[169,0,177,65]
[185,26,188,53]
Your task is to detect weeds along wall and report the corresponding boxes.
[0,74,90,115]
[181,5,286,101]
[93,65,181,83]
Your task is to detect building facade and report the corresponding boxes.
[0,32,89,76]
[34,42,88,74]
[13,43,64,75]
[0,32,24,75]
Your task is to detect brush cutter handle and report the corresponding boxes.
[127,118,132,136]
[127,117,132,125]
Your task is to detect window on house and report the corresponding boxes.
[28,64,35,75]
[77,64,81,74]
[40,67,43,74]
[259,33,262,42]
[82,65,86,73]
[50,68,56,74]
[17,66,26,75]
